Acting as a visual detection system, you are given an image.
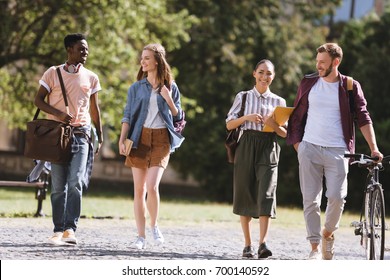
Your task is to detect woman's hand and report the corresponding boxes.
[160,85,172,102]
[264,114,287,138]
[118,140,126,156]
[263,114,276,127]
[247,113,263,125]
[160,84,179,116]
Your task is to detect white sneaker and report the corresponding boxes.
[48,232,65,246]
[308,249,322,260]
[61,229,77,245]
[132,236,146,249]
[152,226,164,245]
[322,234,335,260]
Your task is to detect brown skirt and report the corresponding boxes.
[125,127,170,169]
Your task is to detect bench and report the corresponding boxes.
[0,171,49,217]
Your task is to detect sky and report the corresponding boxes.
[334,0,376,21]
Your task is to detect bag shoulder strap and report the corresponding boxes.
[234,92,247,131]
[56,67,69,109]
[33,67,69,120]
[238,92,247,117]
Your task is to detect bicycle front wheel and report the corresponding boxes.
[369,185,386,260]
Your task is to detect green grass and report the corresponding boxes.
[0,187,240,223]
[0,188,378,229]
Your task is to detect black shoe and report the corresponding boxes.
[258,243,272,259]
[242,246,255,258]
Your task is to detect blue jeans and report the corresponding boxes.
[50,135,89,233]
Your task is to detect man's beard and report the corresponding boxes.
[319,63,333,77]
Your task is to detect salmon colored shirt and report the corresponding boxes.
[39,65,101,127]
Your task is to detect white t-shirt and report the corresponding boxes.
[303,78,346,148]
[144,89,166,129]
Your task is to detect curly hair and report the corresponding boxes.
[64,33,86,50]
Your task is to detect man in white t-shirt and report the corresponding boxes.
[287,43,382,260]
[34,33,103,245]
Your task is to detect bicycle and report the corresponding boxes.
[344,153,390,260]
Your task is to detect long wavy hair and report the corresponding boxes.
[136,43,173,90]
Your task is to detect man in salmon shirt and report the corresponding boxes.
[34,33,103,245]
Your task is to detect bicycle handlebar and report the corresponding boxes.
[344,153,379,162]
[344,153,390,167]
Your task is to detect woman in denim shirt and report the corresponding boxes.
[119,43,184,250]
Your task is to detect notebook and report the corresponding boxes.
[124,139,133,156]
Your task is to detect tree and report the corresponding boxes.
[338,9,390,210]
[0,0,196,136]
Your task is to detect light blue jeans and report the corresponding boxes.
[50,135,89,233]
[297,141,349,244]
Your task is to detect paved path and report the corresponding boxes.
[1,217,389,260]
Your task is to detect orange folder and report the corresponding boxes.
[263,106,295,132]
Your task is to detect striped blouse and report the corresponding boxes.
[226,86,287,131]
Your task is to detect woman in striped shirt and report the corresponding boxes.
[226,59,287,259]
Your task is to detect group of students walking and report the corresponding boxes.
[32,33,382,260]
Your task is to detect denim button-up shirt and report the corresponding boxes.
[121,78,185,153]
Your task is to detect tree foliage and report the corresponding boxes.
[0,0,196,134]
[338,9,390,209]
[4,0,390,209]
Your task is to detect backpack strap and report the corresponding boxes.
[347,76,353,91]
[346,76,356,121]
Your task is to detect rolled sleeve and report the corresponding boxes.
[171,82,183,121]
[226,92,245,123]
[39,80,51,93]
[354,81,372,128]
[121,117,130,124]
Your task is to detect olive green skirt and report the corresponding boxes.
[233,130,280,218]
